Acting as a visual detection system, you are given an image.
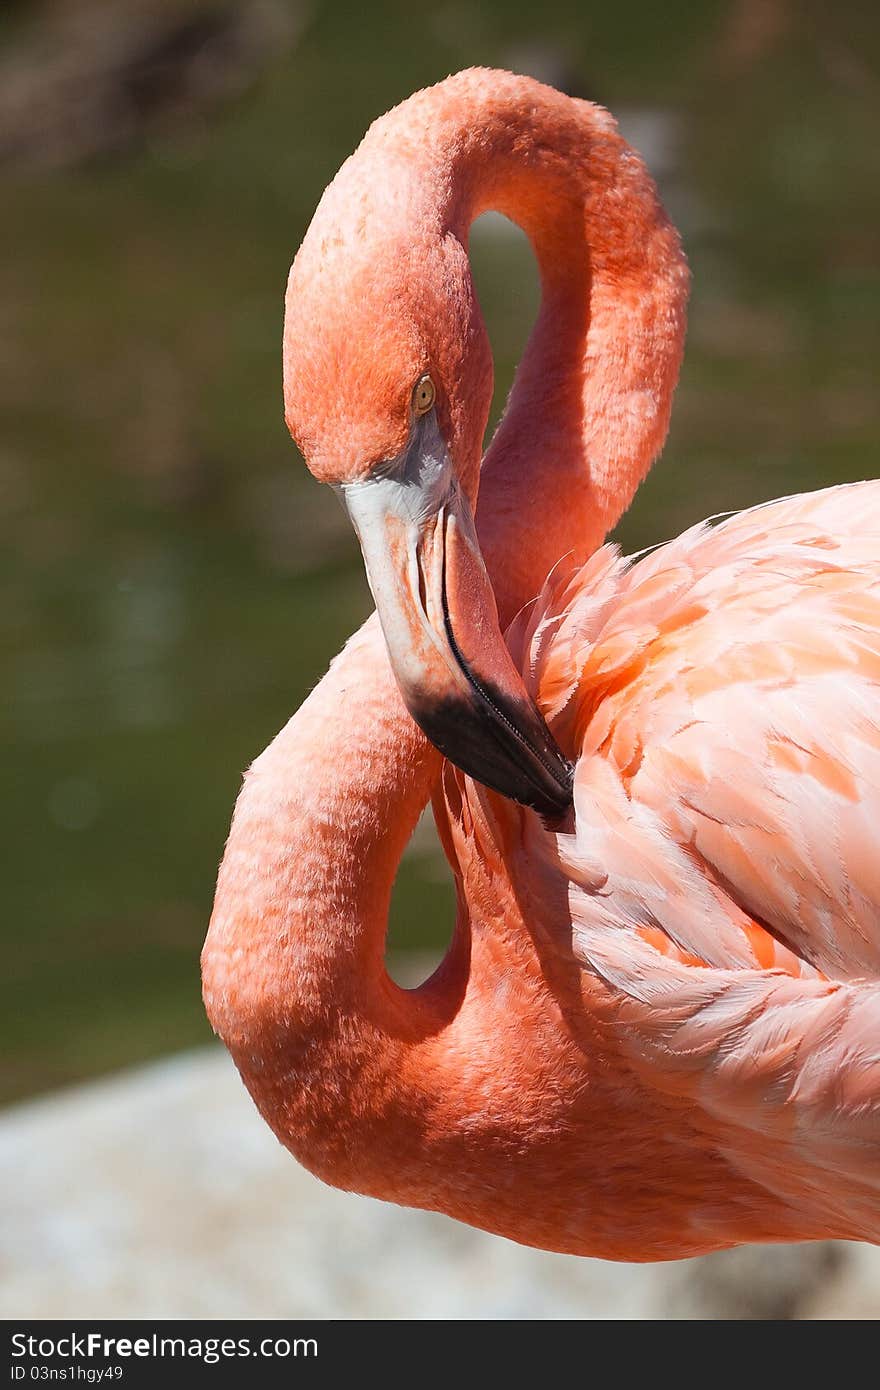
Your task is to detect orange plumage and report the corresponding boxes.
[203,70,880,1261]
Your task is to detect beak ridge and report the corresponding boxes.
[341,417,573,818]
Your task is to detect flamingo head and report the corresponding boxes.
[282,204,572,818]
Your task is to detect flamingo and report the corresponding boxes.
[202,69,880,1261]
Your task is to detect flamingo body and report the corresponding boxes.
[203,70,880,1260]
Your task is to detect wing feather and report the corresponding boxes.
[522,480,880,980]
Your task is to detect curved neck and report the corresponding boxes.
[204,614,439,1043]
[204,614,470,1183]
[429,77,689,622]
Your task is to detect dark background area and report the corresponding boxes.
[3,0,878,1103]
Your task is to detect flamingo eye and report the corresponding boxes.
[412,375,436,415]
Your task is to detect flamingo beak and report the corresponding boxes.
[339,414,573,817]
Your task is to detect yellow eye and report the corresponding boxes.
[412,374,436,415]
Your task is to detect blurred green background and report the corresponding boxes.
[2,0,878,1104]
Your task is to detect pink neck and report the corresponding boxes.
[203,615,460,1177]
[205,616,439,1034]
[432,78,689,622]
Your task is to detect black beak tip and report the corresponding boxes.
[525,759,575,821]
[405,687,575,821]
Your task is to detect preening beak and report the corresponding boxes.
[340,414,573,817]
